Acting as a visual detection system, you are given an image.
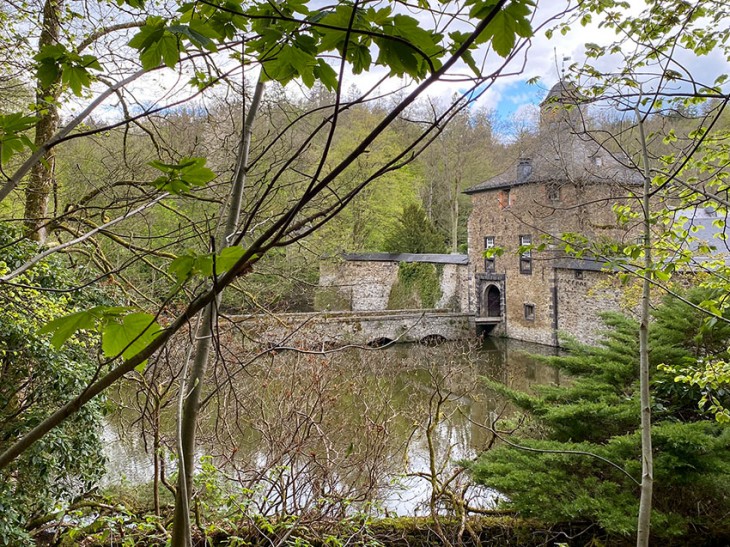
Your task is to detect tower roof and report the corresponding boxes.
[540,79,579,108]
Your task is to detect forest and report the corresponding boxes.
[0,0,729,545]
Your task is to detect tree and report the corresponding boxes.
[0,226,106,544]
[383,203,447,254]
[416,99,500,252]
[0,0,568,540]
[470,298,730,543]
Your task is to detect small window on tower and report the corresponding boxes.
[484,236,496,271]
[547,184,560,202]
[519,234,532,274]
[524,303,535,321]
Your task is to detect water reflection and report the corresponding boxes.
[103,337,560,516]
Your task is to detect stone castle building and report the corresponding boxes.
[318,82,682,347]
[464,81,643,346]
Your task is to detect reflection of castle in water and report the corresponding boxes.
[479,336,561,389]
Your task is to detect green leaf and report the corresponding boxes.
[34,44,103,96]
[169,251,215,282]
[169,253,196,282]
[38,306,108,348]
[129,17,182,70]
[149,157,216,193]
[64,66,91,96]
[101,312,162,366]
[314,59,339,91]
[474,1,533,57]
[215,246,246,274]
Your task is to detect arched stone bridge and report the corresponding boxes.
[224,309,475,349]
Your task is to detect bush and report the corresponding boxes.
[0,227,107,544]
[469,292,730,542]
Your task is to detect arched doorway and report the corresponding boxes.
[482,284,501,318]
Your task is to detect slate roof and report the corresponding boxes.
[342,253,469,265]
[672,207,730,254]
[553,257,610,271]
[540,80,580,107]
[465,79,642,195]
[464,135,642,195]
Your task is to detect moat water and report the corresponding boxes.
[103,337,562,516]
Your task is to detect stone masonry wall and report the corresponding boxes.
[467,180,638,346]
[318,258,470,312]
[318,260,399,311]
[225,310,475,349]
[555,268,640,346]
[437,263,471,311]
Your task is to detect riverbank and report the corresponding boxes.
[38,512,730,546]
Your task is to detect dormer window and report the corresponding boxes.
[517,158,532,182]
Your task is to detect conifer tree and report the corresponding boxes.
[383,204,447,254]
[470,292,730,542]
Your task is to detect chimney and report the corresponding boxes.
[517,158,532,182]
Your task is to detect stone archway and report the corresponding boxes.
[482,284,501,318]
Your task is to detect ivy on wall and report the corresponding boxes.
[388,262,442,309]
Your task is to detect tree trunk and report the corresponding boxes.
[451,177,459,253]
[170,79,265,547]
[24,0,63,242]
[635,109,653,547]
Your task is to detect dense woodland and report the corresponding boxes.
[0,0,729,545]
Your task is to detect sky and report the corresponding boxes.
[63,0,729,139]
[473,1,729,126]
[368,0,729,136]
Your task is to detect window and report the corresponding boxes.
[524,303,535,321]
[547,184,560,202]
[484,236,496,271]
[498,189,511,209]
[519,234,532,274]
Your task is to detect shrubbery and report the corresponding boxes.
[0,227,108,544]
[470,291,730,542]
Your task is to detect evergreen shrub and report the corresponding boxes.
[469,291,730,542]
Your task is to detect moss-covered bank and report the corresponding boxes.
[41,514,730,546]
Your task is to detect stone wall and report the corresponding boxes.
[437,263,471,311]
[555,268,640,346]
[224,310,475,349]
[317,260,399,311]
[317,256,470,312]
[466,178,639,347]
